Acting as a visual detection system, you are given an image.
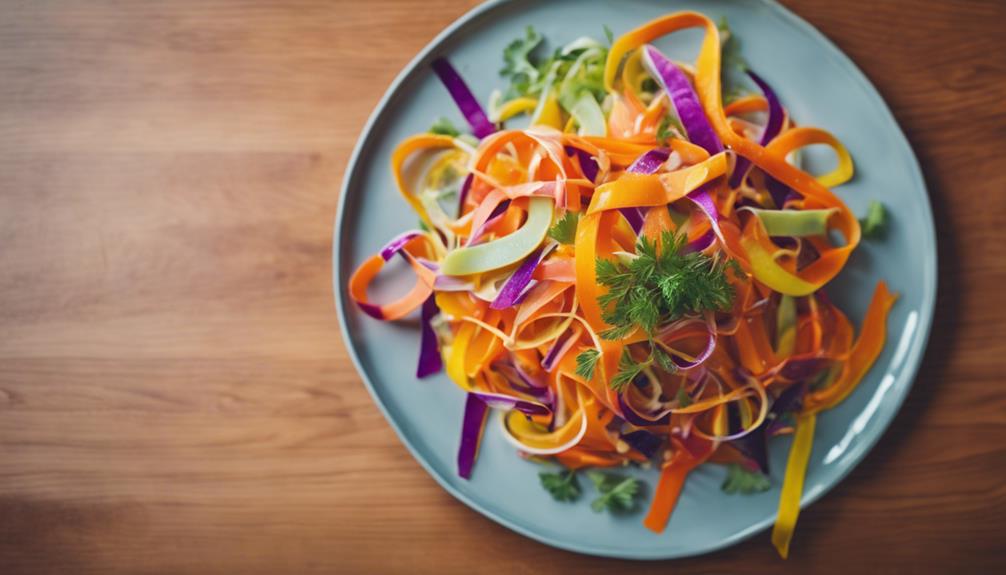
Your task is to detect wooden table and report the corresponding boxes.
[1,0,1003,572]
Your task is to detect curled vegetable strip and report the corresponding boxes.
[441,198,555,275]
[349,232,437,320]
[349,18,897,558]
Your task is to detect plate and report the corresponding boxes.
[334,0,936,559]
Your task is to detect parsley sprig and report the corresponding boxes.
[575,231,736,390]
[596,232,734,341]
[587,471,642,513]
[860,200,888,239]
[539,470,581,502]
[574,348,601,380]
[540,468,644,513]
[547,211,579,245]
[721,463,771,494]
[429,116,460,137]
[499,26,608,108]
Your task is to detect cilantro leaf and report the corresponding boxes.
[603,24,614,46]
[540,470,581,502]
[547,211,579,244]
[501,26,543,81]
[500,26,544,99]
[587,471,641,513]
[499,26,609,108]
[860,200,887,239]
[721,463,771,494]
[429,116,460,137]
[575,349,601,380]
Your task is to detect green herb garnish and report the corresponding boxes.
[429,116,460,137]
[547,211,580,245]
[594,231,736,390]
[499,26,607,109]
[609,348,644,392]
[860,200,887,239]
[587,471,641,513]
[597,231,735,339]
[721,463,771,494]
[575,348,601,381]
[500,26,544,97]
[540,470,581,502]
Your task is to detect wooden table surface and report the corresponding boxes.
[1,0,1003,573]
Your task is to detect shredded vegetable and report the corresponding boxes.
[350,11,896,558]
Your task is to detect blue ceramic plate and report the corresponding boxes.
[334,0,936,559]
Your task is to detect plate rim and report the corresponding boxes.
[332,0,938,560]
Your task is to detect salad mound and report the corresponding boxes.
[349,11,895,558]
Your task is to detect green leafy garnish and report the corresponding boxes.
[500,26,544,96]
[548,211,580,245]
[540,470,581,502]
[603,24,614,46]
[609,348,644,392]
[587,471,641,513]
[718,17,750,104]
[594,231,735,390]
[597,231,735,338]
[429,116,460,137]
[860,200,887,239]
[721,463,771,494]
[575,348,601,381]
[499,26,608,110]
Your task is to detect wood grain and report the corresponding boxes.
[1,0,1003,573]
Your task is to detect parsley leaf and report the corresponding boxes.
[499,25,608,108]
[500,26,561,100]
[429,116,460,137]
[575,349,601,380]
[609,348,644,393]
[860,200,887,239]
[603,24,614,46]
[594,231,734,391]
[721,463,771,494]
[540,469,581,502]
[587,471,641,513]
[596,231,735,340]
[501,26,543,84]
[547,211,579,244]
